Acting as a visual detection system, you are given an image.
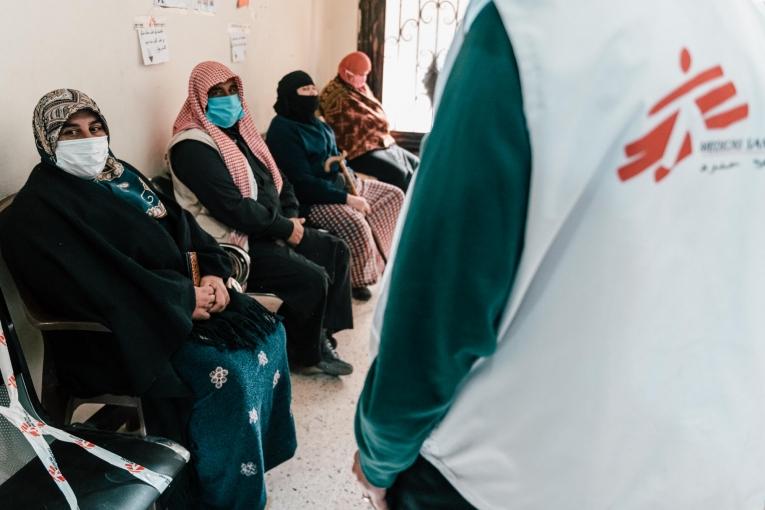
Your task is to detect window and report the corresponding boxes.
[382,1,467,132]
[359,0,467,145]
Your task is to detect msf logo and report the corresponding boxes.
[618,48,749,183]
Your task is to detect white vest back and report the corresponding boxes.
[397,1,765,508]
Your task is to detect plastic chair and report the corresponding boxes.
[0,283,189,509]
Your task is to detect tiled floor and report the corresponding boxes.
[265,291,378,510]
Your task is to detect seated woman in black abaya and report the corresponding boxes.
[0,89,296,510]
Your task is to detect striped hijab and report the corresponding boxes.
[33,88,124,180]
[173,61,283,198]
[33,88,167,218]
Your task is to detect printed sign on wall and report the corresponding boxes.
[135,17,170,66]
[195,0,216,13]
[154,0,190,8]
[229,24,250,63]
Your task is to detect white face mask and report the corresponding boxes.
[54,136,110,179]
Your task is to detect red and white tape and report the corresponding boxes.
[0,330,173,509]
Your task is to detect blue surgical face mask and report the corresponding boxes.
[206,94,245,128]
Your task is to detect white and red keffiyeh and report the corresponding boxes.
[173,61,283,199]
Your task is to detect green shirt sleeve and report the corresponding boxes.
[354,2,532,488]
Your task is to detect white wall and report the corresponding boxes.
[314,0,360,87]
[0,0,358,194]
[0,0,357,391]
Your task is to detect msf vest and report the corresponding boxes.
[380,1,765,508]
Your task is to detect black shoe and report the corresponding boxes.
[352,286,372,301]
[316,337,353,376]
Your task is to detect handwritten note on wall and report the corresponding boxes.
[135,18,170,66]
[153,0,216,13]
[154,0,189,8]
[229,24,249,63]
[195,0,216,13]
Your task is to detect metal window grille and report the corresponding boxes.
[381,0,467,132]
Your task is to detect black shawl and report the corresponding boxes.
[0,161,276,394]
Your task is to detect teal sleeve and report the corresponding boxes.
[354,2,532,489]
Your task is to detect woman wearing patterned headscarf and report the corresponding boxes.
[168,61,354,377]
[266,70,405,300]
[319,51,419,191]
[0,89,296,509]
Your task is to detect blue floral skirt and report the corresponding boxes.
[172,323,296,509]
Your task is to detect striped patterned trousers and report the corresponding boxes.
[307,178,404,287]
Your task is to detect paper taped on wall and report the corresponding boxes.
[154,0,190,8]
[195,0,216,14]
[135,17,170,66]
[229,24,250,63]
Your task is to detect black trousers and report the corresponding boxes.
[247,228,353,366]
[387,456,476,510]
[348,144,419,192]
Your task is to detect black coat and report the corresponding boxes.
[0,162,232,394]
[170,127,300,240]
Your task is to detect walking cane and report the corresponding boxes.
[324,151,359,196]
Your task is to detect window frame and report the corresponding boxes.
[358,0,425,154]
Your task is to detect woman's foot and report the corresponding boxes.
[316,337,353,376]
[352,286,372,301]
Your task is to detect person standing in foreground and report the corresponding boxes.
[354,0,765,508]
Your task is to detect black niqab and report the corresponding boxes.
[274,70,320,123]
